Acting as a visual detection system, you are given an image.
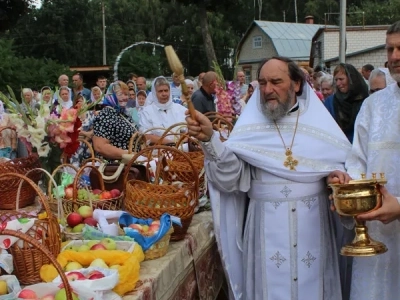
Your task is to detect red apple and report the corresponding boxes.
[110,189,121,198]
[149,224,160,233]
[90,243,107,250]
[64,185,74,199]
[87,270,105,280]
[129,224,143,232]
[66,212,83,228]
[151,220,160,226]
[92,189,102,195]
[18,289,37,299]
[100,191,112,200]
[83,217,98,227]
[66,271,86,281]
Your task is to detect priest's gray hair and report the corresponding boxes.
[154,77,170,90]
[257,56,305,96]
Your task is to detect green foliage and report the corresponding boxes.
[0,0,34,32]
[0,39,69,95]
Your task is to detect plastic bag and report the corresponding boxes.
[40,248,144,296]
[0,275,21,300]
[119,213,180,251]
[18,282,98,300]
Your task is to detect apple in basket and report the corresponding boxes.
[87,270,105,280]
[64,184,74,199]
[55,288,79,300]
[100,191,113,200]
[66,212,83,228]
[66,271,86,281]
[110,189,121,198]
[90,243,107,250]
[92,189,102,195]
[18,289,37,299]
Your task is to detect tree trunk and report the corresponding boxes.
[198,0,218,68]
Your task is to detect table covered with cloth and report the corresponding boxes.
[123,211,225,300]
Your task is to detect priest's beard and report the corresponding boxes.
[389,63,400,83]
[260,85,296,120]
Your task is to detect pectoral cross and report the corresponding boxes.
[284,149,298,171]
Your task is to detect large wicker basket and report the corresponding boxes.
[0,229,74,299]
[0,128,41,209]
[0,172,61,285]
[124,146,199,241]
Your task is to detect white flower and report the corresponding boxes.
[28,125,46,141]
[37,143,51,157]
[9,114,25,128]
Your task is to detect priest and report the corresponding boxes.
[186,57,351,299]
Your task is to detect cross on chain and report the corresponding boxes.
[284,154,298,171]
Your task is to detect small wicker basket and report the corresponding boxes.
[0,229,74,299]
[0,127,41,209]
[143,227,174,260]
[0,172,61,285]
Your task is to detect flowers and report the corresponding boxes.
[0,87,99,173]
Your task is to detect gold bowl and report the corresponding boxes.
[329,173,388,257]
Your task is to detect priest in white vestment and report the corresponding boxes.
[186,57,351,299]
[341,21,400,300]
[139,76,186,144]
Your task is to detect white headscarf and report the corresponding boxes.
[57,86,73,108]
[151,76,173,110]
[184,79,194,86]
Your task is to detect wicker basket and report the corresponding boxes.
[0,173,61,285]
[0,127,41,209]
[0,229,74,299]
[124,146,199,241]
[62,165,124,215]
[143,227,174,260]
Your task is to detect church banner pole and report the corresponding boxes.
[339,0,347,63]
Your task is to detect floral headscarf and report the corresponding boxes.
[102,81,128,114]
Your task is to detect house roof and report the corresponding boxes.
[324,44,385,63]
[237,20,323,61]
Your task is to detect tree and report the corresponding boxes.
[0,39,69,94]
[0,0,33,32]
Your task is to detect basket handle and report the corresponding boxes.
[0,229,74,300]
[158,122,187,140]
[72,164,105,200]
[0,172,52,218]
[17,168,62,219]
[97,162,125,183]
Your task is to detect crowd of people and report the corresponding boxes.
[1,19,400,300]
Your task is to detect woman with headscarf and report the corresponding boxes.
[40,86,54,107]
[175,79,194,107]
[128,90,147,125]
[324,63,369,143]
[92,81,139,160]
[368,67,395,94]
[91,86,104,104]
[139,76,187,144]
[0,101,17,159]
[239,81,259,113]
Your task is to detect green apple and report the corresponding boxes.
[89,258,108,269]
[100,238,117,250]
[78,205,93,218]
[77,245,90,252]
[72,224,85,233]
[65,261,83,272]
[55,288,79,300]
[86,241,99,248]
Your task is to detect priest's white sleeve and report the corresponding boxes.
[200,131,251,193]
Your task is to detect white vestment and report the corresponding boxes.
[346,83,400,300]
[203,84,351,300]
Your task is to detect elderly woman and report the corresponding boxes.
[324,63,369,143]
[55,86,73,109]
[91,86,103,103]
[139,76,187,144]
[21,88,37,113]
[40,86,54,106]
[368,68,395,94]
[92,81,139,160]
[319,74,334,100]
[175,79,194,107]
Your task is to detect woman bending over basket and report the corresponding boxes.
[92,81,139,160]
[139,76,187,145]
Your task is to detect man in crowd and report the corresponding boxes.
[170,72,182,100]
[96,75,108,93]
[58,74,69,87]
[361,64,374,81]
[191,71,217,114]
[237,70,247,97]
[186,56,351,299]
[331,20,400,300]
[72,73,91,101]
[127,73,138,83]
[136,77,148,94]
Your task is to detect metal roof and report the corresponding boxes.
[254,21,322,60]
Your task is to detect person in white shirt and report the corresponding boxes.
[139,76,187,145]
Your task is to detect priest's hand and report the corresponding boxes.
[327,170,352,211]
[357,186,400,224]
[185,110,213,142]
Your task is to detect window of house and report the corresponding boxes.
[253,36,262,49]
[243,67,252,83]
